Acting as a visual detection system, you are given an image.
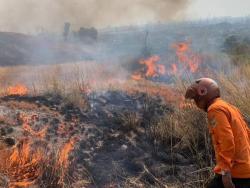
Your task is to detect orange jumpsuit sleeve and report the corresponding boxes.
[208,108,235,172]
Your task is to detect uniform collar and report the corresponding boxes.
[206,97,221,112]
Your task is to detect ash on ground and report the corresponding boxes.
[0,91,201,188]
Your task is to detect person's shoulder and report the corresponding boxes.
[208,98,229,113]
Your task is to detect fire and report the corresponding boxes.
[141,55,160,77]
[23,123,48,139]
[58,137,77,168]
[7,84,28,96]
[1,138,45,188]
[131,42,201,81]
[57,137,78,185]
[20,113,48,139]
[0,112,78,187]
[131,55,166,80]
[172,42,201,73]
[131,72,143,81]
[176,42,189,52]
[0,114,47,187]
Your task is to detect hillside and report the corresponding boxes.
[0,18,250,66]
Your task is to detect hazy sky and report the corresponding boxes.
[187,0,250,19]
[0,0,249,33]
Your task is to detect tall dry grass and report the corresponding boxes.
[146,63,250,187]
[216,64,250,116]
[0,60,250,187]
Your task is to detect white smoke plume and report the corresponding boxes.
[0,0,190,33]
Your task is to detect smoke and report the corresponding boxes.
[0,0,190,33]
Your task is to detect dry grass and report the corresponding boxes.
[38,150,91,188]
[0,60,250,187]
[149,106,213,187]
[0,138,90,188]
[216,64,250,116]
[118,111,142,131]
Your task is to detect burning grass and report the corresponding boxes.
[0,138,86,188]
[1,138,46,187]
[7,84,28,96]
[0,107,89,188]
[0,51,249,187]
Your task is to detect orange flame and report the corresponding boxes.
[172,42,201,73]
[131,73,143,81]
[131,42,201,80]
[141,55,160,77]
[176,42,189,52]
[131,55,166,80]
[23,124,48,139]
[58,137,77,168]
[20,114,48,139]
[0,112,78,187]
[56,136,78,185]
[7,84,28,96]
[3,139,44,188]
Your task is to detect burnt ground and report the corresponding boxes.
[0,91,199,188]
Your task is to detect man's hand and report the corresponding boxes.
[222,172,235,188]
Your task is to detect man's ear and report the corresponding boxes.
[198,86,207,96]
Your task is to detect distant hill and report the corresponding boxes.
[1,17,250,66]
[0,32,92,66]
[0,32,34,65]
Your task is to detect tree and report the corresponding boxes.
[78,27,98,42]
[63,22,71,41]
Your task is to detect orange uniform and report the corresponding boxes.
[207,98,250,178]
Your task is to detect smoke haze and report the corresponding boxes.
[0,0,190,33]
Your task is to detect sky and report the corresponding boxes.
[0,0,249,33]
[187,0,250,19]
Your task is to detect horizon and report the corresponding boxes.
[1,16,250,35]
[0,0,249,34]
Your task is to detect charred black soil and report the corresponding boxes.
[0,91,201,187]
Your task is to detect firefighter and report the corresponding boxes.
[185,78,250,188]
